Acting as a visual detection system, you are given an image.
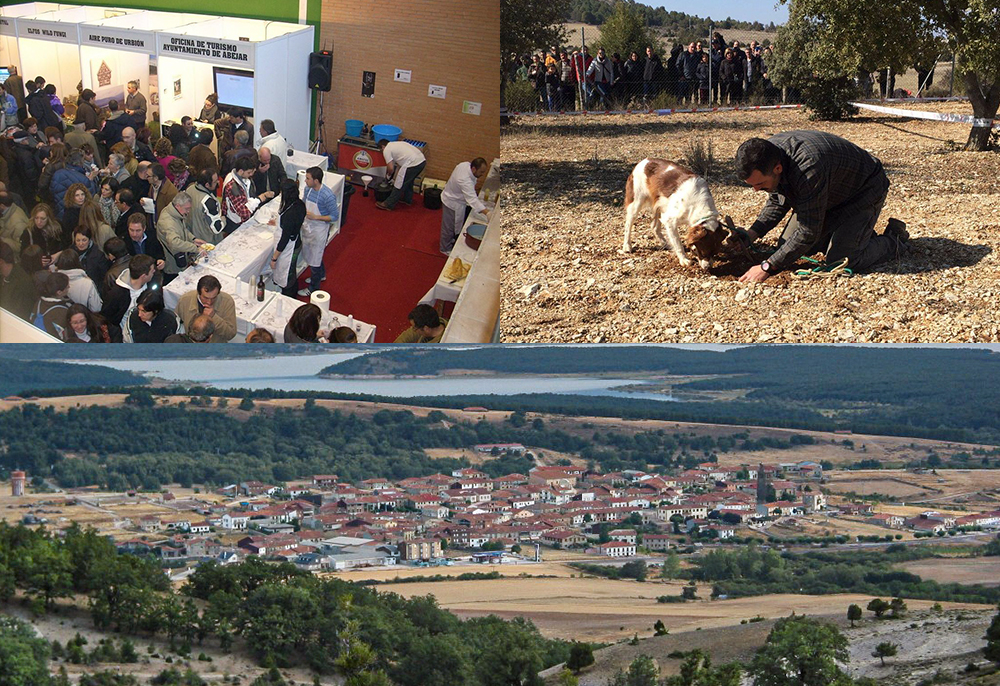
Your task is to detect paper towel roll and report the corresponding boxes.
[297,170,307,195]
[310,290,331,313]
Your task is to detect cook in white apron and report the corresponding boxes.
[270,205,297,290]
[299,188,331,295]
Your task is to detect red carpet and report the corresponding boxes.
[294,189,447,342]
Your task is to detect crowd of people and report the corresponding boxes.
[0,69,486,345]
[0,67,319,343]
[509,32,791,111]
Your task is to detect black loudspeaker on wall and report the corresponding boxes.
[309,51,332,91]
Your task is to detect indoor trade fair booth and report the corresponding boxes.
[0,2,62,77]
[14,5,138,106]
[78,10,209,117]
[1,3,314,152]
[155,16,314,152]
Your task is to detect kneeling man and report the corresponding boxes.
[735,130,908,282]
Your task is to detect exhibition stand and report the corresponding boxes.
[1,3,314,154]
[14,5,138,104]
[79,10,207,115]
[0,2,62,77]
[155,16,313,152]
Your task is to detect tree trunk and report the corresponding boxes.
[963,73,1000,151]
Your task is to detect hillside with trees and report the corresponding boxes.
[0,358,147,397]
[565,0,773,33]
[0,523,574,685]
[0,399,816,489]
[321,346,1000,444]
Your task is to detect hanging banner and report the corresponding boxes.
[156,33,255,69]
[16,18,79,44]
[0,17,16,37]
[82,26,155,54]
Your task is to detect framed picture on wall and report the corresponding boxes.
[362,71,375,98]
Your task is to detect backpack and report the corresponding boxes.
[33,299,68,337]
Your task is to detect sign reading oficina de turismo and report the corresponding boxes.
[16,18,79,44]
[82,27,155,54]
[156,33,255,69]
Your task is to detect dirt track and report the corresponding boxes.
[500,102,1000,343]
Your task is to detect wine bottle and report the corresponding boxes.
[256,274,265,302]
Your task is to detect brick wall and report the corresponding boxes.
[318,0,500,180]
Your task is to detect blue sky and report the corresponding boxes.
[652,0,789,25]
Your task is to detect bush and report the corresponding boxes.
[681,139,717,178]
[504,80,540,113]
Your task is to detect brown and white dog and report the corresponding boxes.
[621,158,725,268]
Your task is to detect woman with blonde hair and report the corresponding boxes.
[21,202,65,264]
[110,142,137,174]
[78,199,115,252]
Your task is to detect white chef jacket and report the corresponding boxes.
[382,141,426,183]
[441,162,487,214]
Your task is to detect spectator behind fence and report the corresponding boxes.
[585,48,614,109]
[643,46,661,100]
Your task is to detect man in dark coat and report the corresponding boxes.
[114,188,147,239]
[642,46,661,100]
[9,131,42,203]
[252,146,286,196]
[676,43,702,103]
[100,100,131,148]
[25,81,61,131]
[735,130,909,283]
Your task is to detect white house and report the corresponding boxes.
[595,541,636,557]
[220,513,250,530]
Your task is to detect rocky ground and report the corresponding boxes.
[500,103,1000,342]
[549,607,999,686]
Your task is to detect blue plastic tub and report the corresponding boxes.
[372,124,402,142]
[345,119,364,137]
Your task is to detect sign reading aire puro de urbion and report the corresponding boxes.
[156,33,255,69]
[82,27,155,54]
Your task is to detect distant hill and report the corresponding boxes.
[320,346,1000,444]
[0,344,369,361]
[0,358,147,396]
[566,0,776,33]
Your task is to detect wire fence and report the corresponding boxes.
[503,24,957,114]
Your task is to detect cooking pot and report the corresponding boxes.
[423,187,442,210]
[374,181,393,203]
[465,223,487,250]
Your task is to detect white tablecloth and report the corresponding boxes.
[204,170,345,284]
[162,263,275,338]
[420,201,493,305]
[284,149,329,178]
[250,293,377,344]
